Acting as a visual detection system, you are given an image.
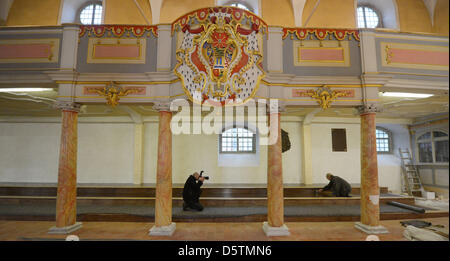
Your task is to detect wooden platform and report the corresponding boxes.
[0,183,403,207]
[0,183,447,222]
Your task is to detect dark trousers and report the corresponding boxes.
[183,200,204,211]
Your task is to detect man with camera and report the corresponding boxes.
[182,171,209,211]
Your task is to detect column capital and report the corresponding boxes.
[357,104,381,115]
[153,102,172,112]
[266,102,286,114]
[54,101,81,112]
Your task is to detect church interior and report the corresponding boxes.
[0,0,448,242]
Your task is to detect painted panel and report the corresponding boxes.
[87,38,146,64]
[381,42,449,71]
[0,38,59,63]
[293,40,350,67]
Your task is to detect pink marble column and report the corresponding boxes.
[360,112,380,227]
[50,102,82,234]
[154,110,173,228]
[267,112,284,227]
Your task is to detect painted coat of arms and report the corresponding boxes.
[173,7,267,106]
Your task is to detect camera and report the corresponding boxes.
[199,170,209,180]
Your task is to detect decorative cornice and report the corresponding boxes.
[282,28,360,41]
[79,25,158,38]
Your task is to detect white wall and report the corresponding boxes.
[377,123,411,194]
[311,122,361,184]
[77,123,134,183]
[0,117,406,192]
[0,123,60,183]
[0,121,134,184]
[143,121,302,184]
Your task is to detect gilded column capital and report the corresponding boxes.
[357,104,381,115]
[54,101,81,113]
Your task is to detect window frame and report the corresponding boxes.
[224,1,254,13]
[357,5,383,29]
[416,129,449,164]
[77,1,103,25]
[375,127,393,154]
[219,126,257,154]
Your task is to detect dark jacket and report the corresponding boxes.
[322,176,352,197]
[182,175,203,203]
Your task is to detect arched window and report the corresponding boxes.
[79,1,103,25]
[219,127,256,153]
[225,1,253,12]
[357,5,381,28]
[417,130,449,163]
[376,127,392,153]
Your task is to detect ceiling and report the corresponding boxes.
[0,90,448,121]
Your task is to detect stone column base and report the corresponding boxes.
[48,222,82,235]
[149,222,176,236]
[262,222,290,236]
[355,222,389,234]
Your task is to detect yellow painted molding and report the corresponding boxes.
[56,79,181,85]
[364,71,449,77]
[260,80,382,88]
[57,93,185,99]
[255,95,366,102]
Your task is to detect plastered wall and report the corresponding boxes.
[3,0,448,36]
[0,117,409,193]
[104,0,152,24]
[6,0,61,26]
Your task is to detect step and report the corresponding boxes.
[0,195,416,207]
[0,206,446,223]
[0,185,389,198]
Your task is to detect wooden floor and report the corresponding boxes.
[0,217,448,241]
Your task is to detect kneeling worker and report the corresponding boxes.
[182,171,205,211]
[318,173,352,197]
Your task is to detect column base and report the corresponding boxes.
[262,222,290,236]
[354,222,389,234]
[48,222,82,235]
[149,222,176,236]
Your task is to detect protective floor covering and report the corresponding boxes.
[0,203,421,219]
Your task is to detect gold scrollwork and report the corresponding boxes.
[96,81,139,107]
[306,87,347,110]
[385,45,393,64]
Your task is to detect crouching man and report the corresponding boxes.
[318,173,352,197]
[182,172,205,211]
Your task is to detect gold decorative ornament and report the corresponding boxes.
[306,87,347,110]
[385,45,393,64]
[96,81,138,107]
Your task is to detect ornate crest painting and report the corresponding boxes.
[173,7,267,106]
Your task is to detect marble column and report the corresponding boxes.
[355,106,388,234]
[49,102,82,234]
[263,106,290,236]
[149,103,176,236]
